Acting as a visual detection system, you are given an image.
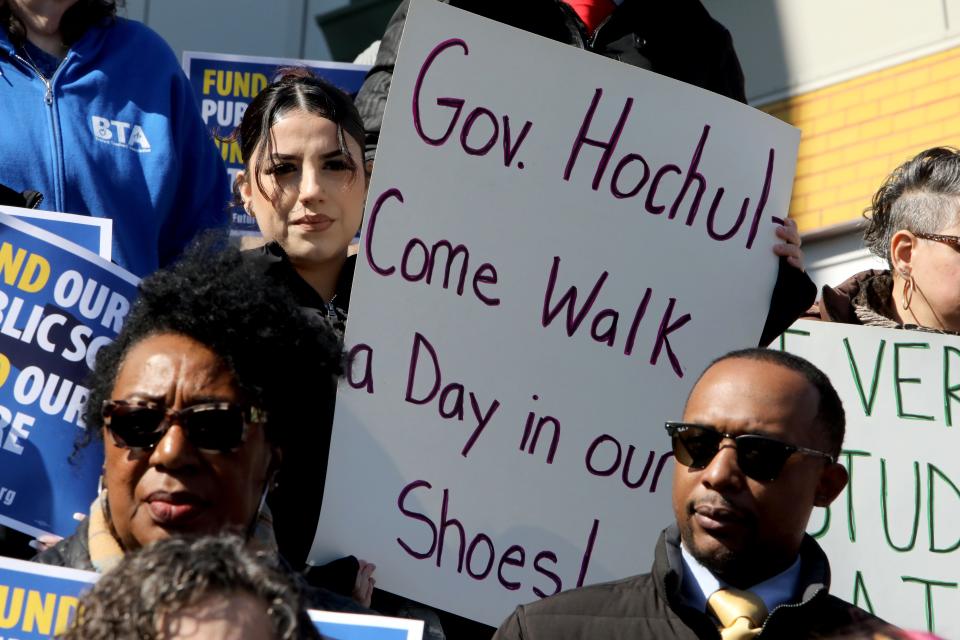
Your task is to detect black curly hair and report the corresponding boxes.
[80,235,343,452]
[59,534,321,639]
[1,0,122,49]
[863,146,960,268]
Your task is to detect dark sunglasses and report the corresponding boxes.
[102,400,267,453]
[664,422,834,482]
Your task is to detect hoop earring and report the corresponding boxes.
[901,275,914,311]
[246,470,278,541]
[101,484,112,523]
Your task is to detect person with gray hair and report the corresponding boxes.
[59,534,321,640]
[809,146,960,333]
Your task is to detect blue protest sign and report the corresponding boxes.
[0,206,113,260]
[181,52,370,233]
[0,555,97,638]
[309,610,424,640]
[0,213,139,538]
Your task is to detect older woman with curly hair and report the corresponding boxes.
[60,535,322,640]
[31,239,365,613]
[810,147,960,333]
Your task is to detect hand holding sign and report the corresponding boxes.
[312,0,800,624]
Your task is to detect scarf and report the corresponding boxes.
[87,492,279,572]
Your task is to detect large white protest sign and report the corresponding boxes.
[779,320,959,638]
[311,0,800,624]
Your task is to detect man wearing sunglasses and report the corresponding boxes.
[493,348,887,639]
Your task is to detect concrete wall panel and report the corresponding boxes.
[142,0,307,61]
[705,0,949,102]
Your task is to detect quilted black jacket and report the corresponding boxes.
[492,526,886,639]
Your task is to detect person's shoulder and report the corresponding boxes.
[31,521,93,571]
[276,552,368,614]
[811,268,890,323]
[100,18,178,66]
[494,573,674,640]
[104,17,165,45]
[31,543,67,566]
[301,582,371,614]
[831,268,889,297]
[242,241,286,273]
[792,592,893,637]
[518,573,655,619]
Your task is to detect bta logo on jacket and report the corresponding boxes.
[90,116,152,152]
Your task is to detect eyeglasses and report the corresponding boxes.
[914,232,960,248]
[664,422,834,482]
[102,400,267,453]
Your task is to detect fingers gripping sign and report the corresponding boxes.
[773,217,805,272]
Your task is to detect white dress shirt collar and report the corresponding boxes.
[679,543,802,615]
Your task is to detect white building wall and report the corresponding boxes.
[801,229,887,290]
[704,0,960,103]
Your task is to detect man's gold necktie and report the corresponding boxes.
[707,588,769,640]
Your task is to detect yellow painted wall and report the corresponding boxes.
[760,46,960,233]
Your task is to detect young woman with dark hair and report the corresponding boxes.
[232,73,454,635]
[235,69,369,327]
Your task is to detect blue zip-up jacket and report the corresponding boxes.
[0,18,230,277]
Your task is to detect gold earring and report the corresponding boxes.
[901,274,914,311]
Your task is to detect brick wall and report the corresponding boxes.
[760,46,960,233]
